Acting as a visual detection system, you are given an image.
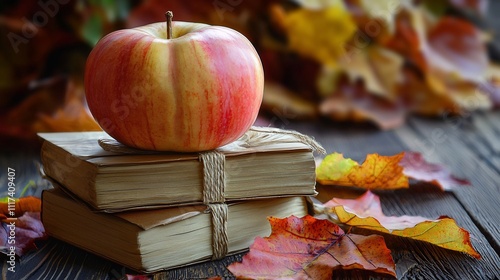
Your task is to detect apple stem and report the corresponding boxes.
[165,11,173,39]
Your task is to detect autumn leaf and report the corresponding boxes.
[317,191,481,259]
[478,65,500,107]
[263,82,319,120]
[400,151,471,190]
[0,212,46,256]
[0,196,46,256]
[0,196,41,220]
[32,80,101,133]
[317,151,470,190]
[386,9,492,115]
[426,16,488,80]
[316,152,409,189]
[340,46,404,100]
[228,215,396,279]
[283,3,357,66]
[319,79,407,130]
[354,0,409,33]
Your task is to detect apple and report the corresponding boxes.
[84,13,264,152]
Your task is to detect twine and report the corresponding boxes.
[199,151,226,204]
[199,151,229,259]
[206,203,228,259]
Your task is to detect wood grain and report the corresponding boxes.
[2,115,500,279]
[396,117,500,253]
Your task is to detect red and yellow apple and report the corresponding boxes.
[84,18,264,152]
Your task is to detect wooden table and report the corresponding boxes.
[2,112,500,279]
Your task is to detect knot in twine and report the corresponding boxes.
[199,150,227,260]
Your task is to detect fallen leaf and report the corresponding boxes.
[398,66,462,115]
[478,64,500,107]
[385,9,427,71]
[0,196,46,256]
[228,215,396,279]
[0,212,47,256]
[283,4,357,66]
[425,16,488,81]
[318,191,481,259]
[0,77,100,149]
[400,151,471,190]
[356,0,410,33]
[319,81,407,130]
[386,9,492,114]
[316,152,409,189]
[317,151,470,190]
[0,196,41,220]
[263,82,318,120]
[32,80,101,133]
[341,46,404,100]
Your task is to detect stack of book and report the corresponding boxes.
[39,127,322,273]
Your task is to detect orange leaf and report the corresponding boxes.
[319,191,481,259]
[316,152,409,189]
[317,151,470,190]
[0,196,41,220]
[228,215,396,278]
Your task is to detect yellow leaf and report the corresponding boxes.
[341,46,404,100]
[317,191,481,259]
[284,4,357,66]
[316,152,409,189]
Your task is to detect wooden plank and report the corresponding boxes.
[0,151,49,198]
[395,117,500,253]
[3,239,119,280]
[287,121,407,160]
[4,119,500,279]
[291,122,500,279]
[317,184,500,280]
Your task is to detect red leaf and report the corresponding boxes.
[400,151,471,190]
[320,81,407,130]
[425,16,488,82]
[1,212,47,256]
[0,196,46,256]
[228,215,396,279]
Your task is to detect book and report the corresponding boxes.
[42,187,309,273]
[39,127,321,211]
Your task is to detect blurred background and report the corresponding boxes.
[1,0,500,151]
